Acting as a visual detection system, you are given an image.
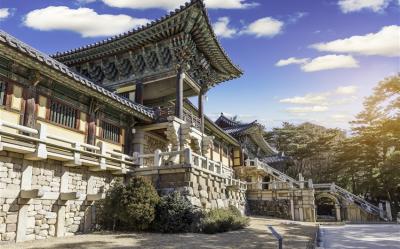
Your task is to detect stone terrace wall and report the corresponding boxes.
[138,166,246,213]
[247,189,316,222]
[248,200,291,219]
[0,151,120,243]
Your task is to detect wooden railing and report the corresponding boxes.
[157,106,201,130]
[0,120,132,174]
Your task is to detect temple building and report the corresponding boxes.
[0,0,389,243]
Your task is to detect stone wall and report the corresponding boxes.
[138,166,246,213]
[143,133,168,166]
[0,151,119,243]
[248,200,291,219]
[247,189,316,222]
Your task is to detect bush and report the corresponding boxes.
[152,192,202,233]
[97,177,160,231]
[201,206,249,234]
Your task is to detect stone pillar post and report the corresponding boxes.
[175,67,184,119]
[379,203,384,219]
[134,81,144,105]
[335,205,341,221]
[56,167,68,237]
[290,199,295,220]
[385,201,392,221]
[133,130,145,166]
[298,173,304,189]
[16,160,33,242]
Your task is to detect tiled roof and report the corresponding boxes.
[0,30,154,120]
[223,121,258,136]
[51,0,242,85]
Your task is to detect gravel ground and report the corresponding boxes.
[320,224,400,249]
[2,217,316,249]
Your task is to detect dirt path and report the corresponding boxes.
[3,217,316,249]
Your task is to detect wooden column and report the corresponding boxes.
[124,118,136,155]
[175,67,184,119]
[198,89,205,134]
[134,81,144,105]
[87,99,100,145]
[23,86,36,128]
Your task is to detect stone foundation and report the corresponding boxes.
[137,166,246,213]
[247,188,316,222]
[0,151,119,243]
[248,200,290,219]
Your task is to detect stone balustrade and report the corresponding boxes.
[0,120,131,175]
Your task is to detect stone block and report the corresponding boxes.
[0,223,6,233]
[49,225,55,236]
[5,214,17,224]
[2,232,16,241]
[47,219,56,225]
[6,223,16,232]
[26,216,35,228]
[45,212,57,219]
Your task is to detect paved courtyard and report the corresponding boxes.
[320,224,400,249]
[2,217,316,249]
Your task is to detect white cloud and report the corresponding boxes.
[311,25,400,57]
[279,94,329,105]
[241,17,284,37]
[275,57,309,67]
[286,105,329,113]
[336,85,358,95]
[102,0,258,10]
[23,6,150,38]
[0,8,10,21]
[213,17,237,38]
[338,0,390,13]
[301,54,359,72]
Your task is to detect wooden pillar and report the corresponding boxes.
[22,86,36,128]
[134,81,144,105]
[198,89,205,134]
[175,67,184,119]
[124,118,136,155]
[87,99,100,145]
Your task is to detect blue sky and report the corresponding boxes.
[0,0,399,130]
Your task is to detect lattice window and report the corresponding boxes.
[0,81,6,106]
[49,100,78,129]
[101,121,120,143]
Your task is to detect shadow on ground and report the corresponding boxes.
[6,217,316,249]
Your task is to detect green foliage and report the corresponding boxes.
[97,177,160,231]
[152,192,202,233]
[201,206,249,234]
[267,75,400,217]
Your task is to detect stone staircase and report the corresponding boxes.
[313,183,386,220]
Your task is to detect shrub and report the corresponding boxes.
[152,192,203,233]
[97,177,160,231]
[201,206,249,234]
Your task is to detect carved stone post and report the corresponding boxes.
[175,66,184,119]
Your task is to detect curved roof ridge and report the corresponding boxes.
[0,30,154,120]
[51,0,201,57]
[51,0,243,82]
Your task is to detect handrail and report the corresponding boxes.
[0,120,38,134]
[268,225,283,249]
[0,120,133,172]
[314,183,383,217]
